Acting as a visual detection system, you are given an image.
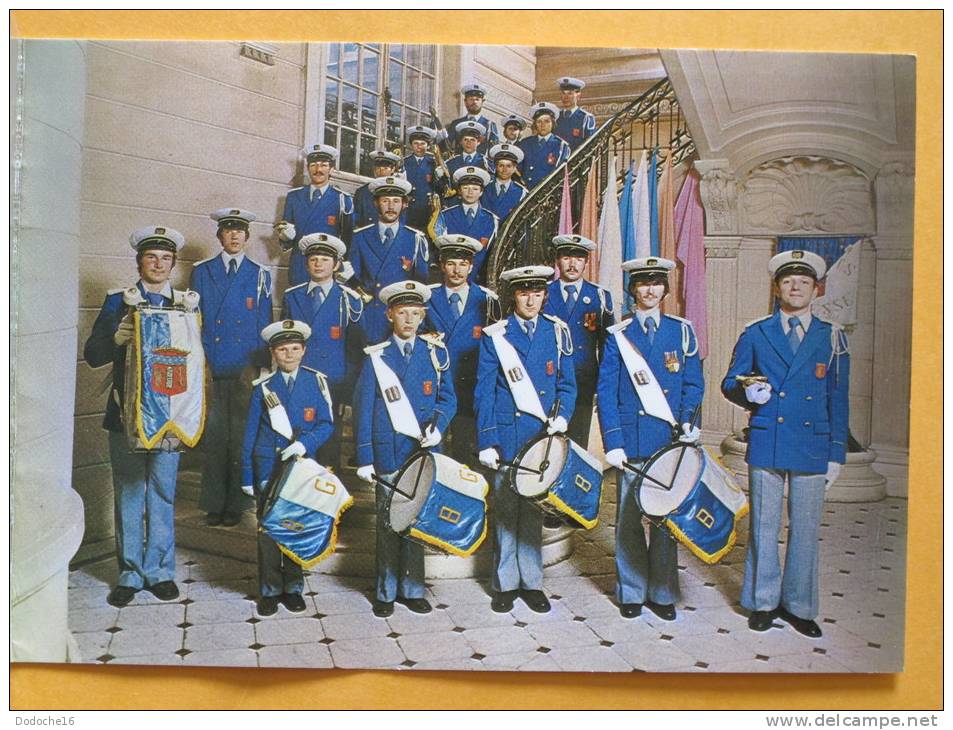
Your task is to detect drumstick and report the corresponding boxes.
[470,453,542,475]
[666,403,703,494]
[620,460,674,492]
[538,398,561,483]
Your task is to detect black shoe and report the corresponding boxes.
[280,592,307,613]
[257,596,280,617]
[221,511,241,527]
[747,609,778,632]
[620,602,642,619]
[205,512,223,526]
[778,607,823,638]
[107,585,138,608]
[396,596,432,614]
[646,601,676,621]
[146,581,180,601]
[372,600,394,618]
[520,589,551,613]
[543,514,564,529]
[491,590,518,613]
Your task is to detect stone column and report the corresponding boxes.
[869,159,915,497]
[11,39,87,661]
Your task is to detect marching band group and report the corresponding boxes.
[86,76,850,643]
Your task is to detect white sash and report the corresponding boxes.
[260,380,295,440]
[612,326,677,426]
[488,323,548,422]
[368,349,423,440]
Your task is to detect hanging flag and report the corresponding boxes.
[675,168,708,359]
[580,160,600,281]
[619,160,636,311]
[596,154,624,320]
[648,148,660,257]
[777,237,863,328]
[632,150,651,259]
[558,165,574,235]
[657,153,680,315]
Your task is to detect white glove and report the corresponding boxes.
[605,448,627,470]
[337,260,355,281]
[744,382,772,405]
[357,465,376,483]
[824,462,842,492]
[122,287,144,307]
[478,448,500,470]
[280,441,306,461]
[241,484,255,497]
[113,320,135,347]
[419,425,442,449]
[434,166,446,179]
[679,423,701,444]
[276,222,297,242]
[546,416,568,435]
[438,128,449,141]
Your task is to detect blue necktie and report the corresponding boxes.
[448,292,462,324]
[645,317,657,346]
[383,227,394,247]
[145,292,164,307]
[524,320,535,342]
[286,375,295,391]
[466,208,475,224]
[227,258,237,277]
[465,155,473,164]
[565,284,577,306]
[312,287,324,317]
[312,187,322,203]
[787,316,801,354]
[403,341,413,362]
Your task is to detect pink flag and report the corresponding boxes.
[558,166,573,235]
[657,153,681,315]
[674,168,708,359]
[580,160,600,281]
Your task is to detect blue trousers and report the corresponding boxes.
[491,469,544,592]
[615,465,680,605]
[741,466,826,619]
[108,431,180,589]
[375,474,425,602]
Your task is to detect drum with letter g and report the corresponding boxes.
[511,434,603,529]
[385,451,489,557]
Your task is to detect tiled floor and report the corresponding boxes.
[68,498,906,673]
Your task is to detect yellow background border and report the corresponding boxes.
[10,9,942,710]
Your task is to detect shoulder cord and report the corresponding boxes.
[681,321,699,357]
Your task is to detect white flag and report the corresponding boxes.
[596,154,624,320]
[631,150,651,258]
[813,240,861,327]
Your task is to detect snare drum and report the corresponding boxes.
[633,443,748,564]
[260,457,354,568]
[511,434,603,529]
[385,451,488,557]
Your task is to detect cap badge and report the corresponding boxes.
[467,167,475,173]
[282,320,294,329]
[155,227,166,235]
[647,258,657,265]
[792,250,804,259]
[386,177,395,183]
[405,282,414,290]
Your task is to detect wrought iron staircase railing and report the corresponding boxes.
[486,78,696,291]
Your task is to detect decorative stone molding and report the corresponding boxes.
[874,160,915,238]
[741,156,874,235]
[699,168,739,235]
[703,236,742,259]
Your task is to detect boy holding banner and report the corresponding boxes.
[353,281,457,618]
[241,320,335,617]
[597,257,704,621]
[475,266,577,614]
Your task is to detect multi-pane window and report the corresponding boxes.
[323,43,437,177]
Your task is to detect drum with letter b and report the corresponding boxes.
[511,434,603,529]
[385,451,488,557]
[260,457,354,568]
[634,443,749,564]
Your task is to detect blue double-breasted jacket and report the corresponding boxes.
[281,185,354,286]
[597,314,704,459]
[544,279,615,388]
[440,204,499,284]
[555,108,596,152]
[447,114,499,156]
[481,178,527,222]
[517,134,571,189]
[721,311,850,474]
[474,314,577,462]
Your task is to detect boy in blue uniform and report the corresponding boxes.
[475,266,576,614]
[353,149,402,229]
[281,233,364,473]
[445,83,499,156]
[241,320,335,617]
[348,176,430,345]
[191,208,273,527]
[425,234,501,465]
[354,281,457,618]
[440,166,499,284]
[84,226,189,607]
[442,121,491,180]
[482,143,528,222]
[721,250,850,638]
[518,102,571,190]
[501,114,526,144]
[555,77,597,152]
[276,144,354,287]
[544,234,615,448]
[597,257,704,621]
[401,126,439,230]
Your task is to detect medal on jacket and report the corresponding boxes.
[401,256,412,271]
[664,351,680,373]
[303,407,316,422]
[584,312,598,332]
[547,153,556,165]
[815,363,827,378]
